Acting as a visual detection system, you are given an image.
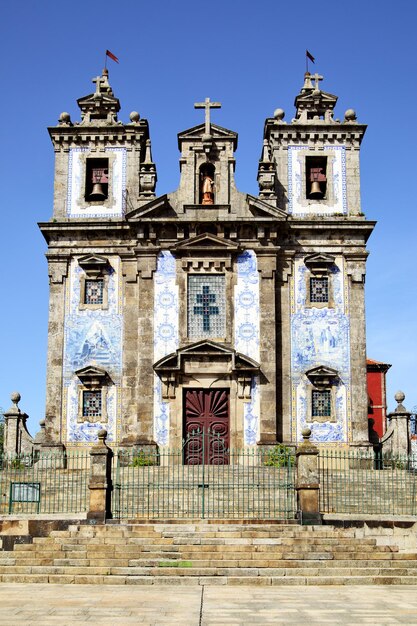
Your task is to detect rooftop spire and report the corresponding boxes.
[77,69,121,126]
[294,71,337,124]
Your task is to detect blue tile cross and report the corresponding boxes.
[194,285,219,331]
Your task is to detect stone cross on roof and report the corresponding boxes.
[311,73,324,92]
[194,97,221,135]
[92,70,112,97]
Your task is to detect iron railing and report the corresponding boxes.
[0,451,90,515]
[319,449,417,516]
[112,432,296,520]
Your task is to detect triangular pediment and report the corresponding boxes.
[174,233,239,252]
[78,254,109,267]
[178,123,238,149]
[296,90,337,106]
[305,365,339,388]
[78,254,110,276]
[75,365,110,386]
[154,340,260,373]
[304,253,335,274]
[75,365,108,378]
[305,253,335,265]
[246,195,287,219]
[125,195,176,220]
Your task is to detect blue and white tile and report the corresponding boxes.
[153,251,179,444]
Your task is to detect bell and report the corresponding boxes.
[89,183,106,201]
[309,181,323,199]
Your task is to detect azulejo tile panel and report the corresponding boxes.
[291,257,350,443]
[154,251,179,445]
[235,250,260,445]
[67,147,126,218]
[63,258,122,444]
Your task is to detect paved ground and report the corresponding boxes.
[1,584,417,625]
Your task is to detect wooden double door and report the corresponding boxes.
[183,389,230,465]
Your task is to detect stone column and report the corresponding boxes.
[257,253,278,444]
[87,429,113,522]
[295,427,321,524]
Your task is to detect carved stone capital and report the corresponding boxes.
[47,259,69,284]
[346,259,366,283]
[122,259,139,283]
[257,254,277,279]
[137,255,158,279]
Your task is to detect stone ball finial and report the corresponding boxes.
[10,391,21,406]
[59,112,71,123]
[395,390,405,404]
[130,111,140,123]
[39,419,46,428]
[301,427,312,440]
[97,428,107,440]
[274,108,285,121]
[344,108,357,122]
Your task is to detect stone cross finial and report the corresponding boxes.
[312,73,324,92]
[92,71,111,96]
[194,97,221,135]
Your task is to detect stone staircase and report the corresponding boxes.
[1,521,417,585]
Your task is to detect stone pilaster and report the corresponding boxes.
[135,254,157,444]
[277,254,294,443]
[87,429,113,521]
[346,258,369,446]
[257,253,278,443]
[45,257,68,444]
[295,427,321,524]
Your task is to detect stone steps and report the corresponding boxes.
[2,521,417,585]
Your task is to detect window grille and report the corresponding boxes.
[310,277,329,303]
[84,279,104,305]
[312,390,331,418]
[82,390,102,418]
[188,275,225,338]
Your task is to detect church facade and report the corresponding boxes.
[39,69,374,451]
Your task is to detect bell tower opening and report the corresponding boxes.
[306,156,327,199]
[85,158,109,201]
[199,162,215,205]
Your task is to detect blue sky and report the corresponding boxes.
[0,0,416,433]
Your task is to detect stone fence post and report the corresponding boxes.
[380,391,411,458]
[295,427,322,525]
[87,429,113,522]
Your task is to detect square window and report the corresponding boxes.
[312,390,331,418]
[84,279,104,305]
[82,390,102,418]
[310,277,329,303]
[188,275,226,338]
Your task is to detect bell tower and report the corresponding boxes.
[259,71,375,447]
[40,69,157,446]
[175,97,238,210]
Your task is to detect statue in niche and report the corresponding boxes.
[201,174,214,204]
[200,163,215,205]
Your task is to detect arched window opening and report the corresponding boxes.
[199,163,215,205]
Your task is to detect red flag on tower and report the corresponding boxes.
[106,50,119,63]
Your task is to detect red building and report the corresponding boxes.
[367,359,391,439]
